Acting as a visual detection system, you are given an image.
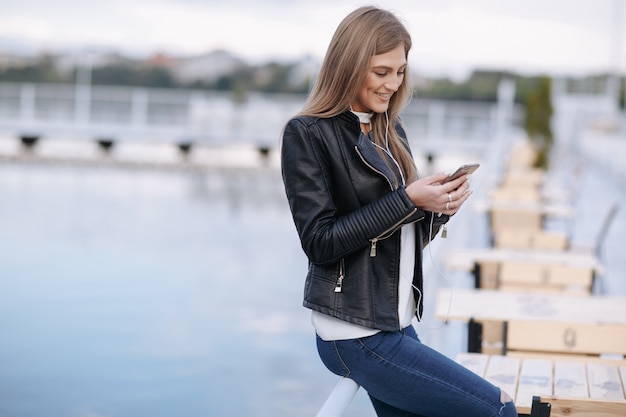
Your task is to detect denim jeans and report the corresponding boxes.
[316,326,517,417]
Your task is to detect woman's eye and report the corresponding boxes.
[375,72,387,77]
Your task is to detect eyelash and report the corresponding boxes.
[375,71,405,77]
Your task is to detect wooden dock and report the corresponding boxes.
[456,353,626,416]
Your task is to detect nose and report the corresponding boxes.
[385,76,401,91]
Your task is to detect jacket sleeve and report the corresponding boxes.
[281,117,422,265]
[418,211,450,248]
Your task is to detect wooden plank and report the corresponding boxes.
[507,351,626,366]
[502,169,545,186]
[455,353,488,377]
[540,396,626,417]
[489,187,540,203]
[456,354,626,416]
[497,284,588,296]
[506,141,538,168]
[533,231,568,251]
[549,265,594,287]
[494,230,568,251]
[516,359,553,411]
[554,361,589,398]
[587,362,624,400]
[482,345,505,355]
[480,320,505,344]
[491,208,543,231]
[475,261,499,290]
[506,321,626,356]
[498,263,593,293]
[494,230,534,250]
[499,261,546,285]
[474,200,574,217]
[483,355,520,401]
[444,248,604,274]
[435,289,626,325]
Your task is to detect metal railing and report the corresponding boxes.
[314,378,360,417]
[0,82,520,154]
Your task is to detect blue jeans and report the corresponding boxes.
[316,326,517,417]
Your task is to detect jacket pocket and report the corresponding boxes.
[307,260,345,297]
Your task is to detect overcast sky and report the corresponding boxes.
[1,0,625,78]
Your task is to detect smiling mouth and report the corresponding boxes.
[376,93,391,99]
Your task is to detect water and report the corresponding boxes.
[0,164,376,417]
[1,118,625,417]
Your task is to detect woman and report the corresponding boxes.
[281,6,517,417]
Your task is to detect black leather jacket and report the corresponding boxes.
[281,111,448,331]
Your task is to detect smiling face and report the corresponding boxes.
[351,44,407,114]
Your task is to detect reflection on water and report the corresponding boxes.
[0,164,376,417]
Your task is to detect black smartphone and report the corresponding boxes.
[441,163,480,184]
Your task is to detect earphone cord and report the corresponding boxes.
[374,110,451,327]
[372,111,406,186]
[404,207,453,329]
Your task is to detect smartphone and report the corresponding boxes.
[442,163,480,184]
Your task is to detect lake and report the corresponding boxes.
[0,163,382,417]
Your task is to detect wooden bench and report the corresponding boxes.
[486,199,570,250]
[455,353,626,416]
[436,289,626,356]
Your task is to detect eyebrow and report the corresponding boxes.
[371,64,407,70]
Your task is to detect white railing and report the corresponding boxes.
[314,378,360,417]
[0,82,304,146]
[0,82,519,152]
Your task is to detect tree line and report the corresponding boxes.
[0,54,310,95]
[1,53,615,104]
[4,53,621,170]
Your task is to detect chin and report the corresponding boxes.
[372,105,390,114]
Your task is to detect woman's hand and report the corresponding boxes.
[405,172,473,216]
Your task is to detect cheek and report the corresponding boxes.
[364,77,378,91]
[360,79,377,98]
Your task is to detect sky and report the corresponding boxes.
[0,0,625,79]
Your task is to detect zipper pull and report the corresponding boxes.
[370,239,378,257]
[334,274,344,293]
[441,224,448,238]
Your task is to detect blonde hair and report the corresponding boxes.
[300,6,417,182]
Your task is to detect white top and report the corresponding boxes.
[351,110,373,124]
[312,224,417,341]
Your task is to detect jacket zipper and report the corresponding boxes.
[355,145,422,257]
[334,258,345,293]
[369,210,418,257]
[355,146,394,190]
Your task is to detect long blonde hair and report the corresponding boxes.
[299,6,417,181]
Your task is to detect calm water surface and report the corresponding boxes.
[0,164,379,417]
[1,136,625,417]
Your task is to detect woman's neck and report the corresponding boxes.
[351,110,373,134]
